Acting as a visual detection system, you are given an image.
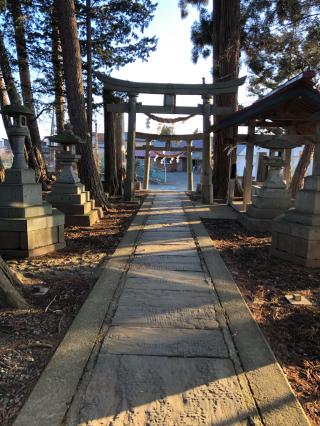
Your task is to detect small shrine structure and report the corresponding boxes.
[0,104,65,258]
[97,73,245,203]
[214,71,320,266]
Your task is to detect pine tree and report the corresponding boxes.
[54,0,108,208]
[180,0,241,199]
[181,0,320,199]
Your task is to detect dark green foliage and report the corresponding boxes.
[180,0,320,94]
[0,0,157,114]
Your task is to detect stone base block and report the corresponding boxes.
[0,209,66,259]
[271,215,320,267]
[239,212,273,232]
[202,183,213,204]
[49,201,92,215]
[0,182,43,207]
[246,204,287,220]
[66,210,99,226]
[0,202,52,218]
[51,182,85,195]
[252,194,291,210]
[2,242,66,259]
[47,184,101,227]
[5,168,36,184]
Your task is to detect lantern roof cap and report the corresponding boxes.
[1,103,33,117]
[49,123,84,146]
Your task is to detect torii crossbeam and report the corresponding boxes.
[97,73,245,202]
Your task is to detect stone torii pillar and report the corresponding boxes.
[187,140,193,191]
[143,139,151,190]
[124,93,138,201]
[242,124,255,209]
[202,95,213,204]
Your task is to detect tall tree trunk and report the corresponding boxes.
[9,0,51,187]
[0,256,29,309]
[212,0,240,199]
[0,31,20,105]
[105,111,119,196]
[290,144,314,197]
[0,156,4,183]
[0,73,11,182]
[86,0,93,136]
[54,0,107,208]
[52,7,65,134]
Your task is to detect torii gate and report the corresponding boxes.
[135,132,203,191]
[97,73,245,203]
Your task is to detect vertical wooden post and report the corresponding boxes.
[103,89,109,190]
[187,140,193,191]
[227,138,237,204]
[284,148,292,187]
[312,141,320,176]
[143,139,151,190]
[243,123,255,209]
[124,93,138,201]
[202,95,213,204]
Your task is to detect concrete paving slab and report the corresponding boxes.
[138,238,194,245]
[135,243,195,255]
[103,326,228,357]
[131,257,203,272]
[112,288,218,329]
[126,268,206,283]
[129,261,203,273]
[79,355,250,426]
[125,275,210,292]
[139,231,192,241]
[142,224,189,232]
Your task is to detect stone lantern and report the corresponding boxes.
[271,122,320,267]
[3,104,31,170]
[0,103,65,258]
[47,124,103,226]
[242,149,291,231]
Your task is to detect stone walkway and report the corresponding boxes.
[14,192,310,426]
[77,193,260,425]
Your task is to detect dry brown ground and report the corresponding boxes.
[0,198,143,426]
[202,218,320,426]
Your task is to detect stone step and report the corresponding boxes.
[65,209,99,226]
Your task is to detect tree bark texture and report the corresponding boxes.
[9,0,50,187]
[104,111,119,195]
[52,8,65,134]
[0,31,20,104]
[54,0,107,208]
[0,256,29,309]
[0,28,50,187]
[86,0,93,136]
[0,156,4,183]
[212,0,240,199]
[0,74,11,182]
[290,144,314,197]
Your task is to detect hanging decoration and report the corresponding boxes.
[145,113,195,124]
[153,150,186,159]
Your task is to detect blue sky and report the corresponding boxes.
[110,0,249,136]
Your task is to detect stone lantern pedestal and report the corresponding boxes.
[241,152,291,232]
[271,144,320,267]
[0,104,65,258]
[47,125,103,226]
